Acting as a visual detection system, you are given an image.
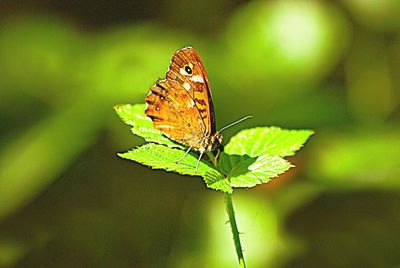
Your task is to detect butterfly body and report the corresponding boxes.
[145,47,222,163]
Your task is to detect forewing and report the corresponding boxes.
[166,47,216,136]
[145,79,205,148]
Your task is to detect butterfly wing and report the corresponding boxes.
[145,79,206,148]
[166,47,216,136]
[145,47,217,149]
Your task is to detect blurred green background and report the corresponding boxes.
[0,0,400,267]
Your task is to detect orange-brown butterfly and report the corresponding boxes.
[145,47,250,171]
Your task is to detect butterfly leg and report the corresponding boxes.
[195,149,205,172]
[175,146,193,163]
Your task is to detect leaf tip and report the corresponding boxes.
[306,129,315,136]
[113,104,123,113]
[116,151,129,159]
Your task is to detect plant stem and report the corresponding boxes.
[206,150,217,166]
[225,192,247,268]
[206,150,246,267]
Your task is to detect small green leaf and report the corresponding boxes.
[225,127,313,157]
[114,104,183,148]
[118,143,232,193]
[219,153,293,188]
[203,172,233,194]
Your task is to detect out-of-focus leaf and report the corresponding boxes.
[219,153,293,188]
[0,99,104,221]
[224,127,313,158]
[114,104,183,148]
[310,129,400,188]
[343,0,400,32]
[0,239,29,267]
[345,37,396,122]
[118,143,231,193]
[0,15,87,99]
[223,0,350,99]
[91,25,185,101]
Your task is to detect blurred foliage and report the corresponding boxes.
[0,0,399,267]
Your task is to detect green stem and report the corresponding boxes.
[206,151,217,166]
[225,192,247,268]
[206,151,246,267]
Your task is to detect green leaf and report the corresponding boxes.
[219,154,257,177]
[114,105,313,191]
[202,172,233,194]
[114,104,183,149]
[219,153,293,188]
[118,143,232,193]
[224,127,314,158]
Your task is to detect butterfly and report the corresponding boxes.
[145,47,250,171]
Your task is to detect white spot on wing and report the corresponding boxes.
[189,98,195,108]
[183,82,191,91]
[189,75,204,83]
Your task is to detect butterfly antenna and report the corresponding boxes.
[218,115,253,132]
